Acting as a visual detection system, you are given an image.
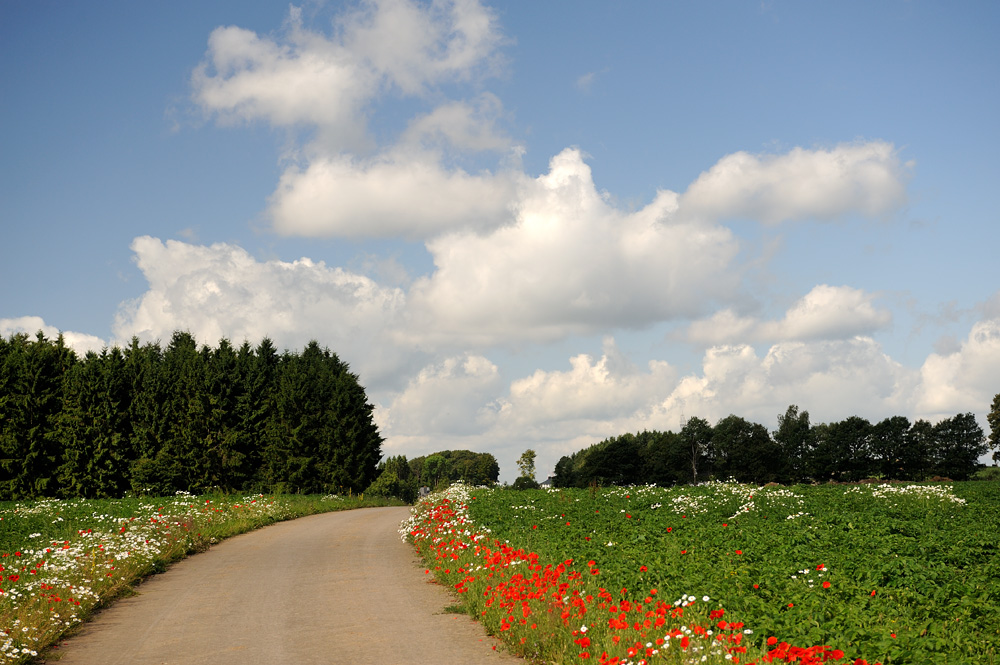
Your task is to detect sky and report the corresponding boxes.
[2,1,999,482]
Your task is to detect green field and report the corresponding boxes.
[408,481,1000,664]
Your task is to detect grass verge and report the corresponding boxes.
[0,492,402,663]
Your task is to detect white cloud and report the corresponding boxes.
[642,336,917,434]
[678,141,910,224]
[374,334,922,480]
[192,20,372,150]
[192,1,503,148]
[401,93,512,152]
[770,285,892,339]
[915,318,1000,420]
[110,232,998,480]
[268,150,521,239]
[340,0,504,94]
[499,337,676,426]
[376,338,677,481]
[113,236,408,388]
[404,148,741,344]
[685,285,892,345]
[179,4,970,482]
[379,353,502,436]
[193,1,512,240]
[0,316,108,357]
[683,310,761,347]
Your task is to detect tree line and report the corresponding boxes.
[554,405,995,488]
[363,450,500,502]
[0,331,383,500]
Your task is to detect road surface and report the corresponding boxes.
[48,506,521,665]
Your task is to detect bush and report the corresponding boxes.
[972,466,1000,481]
[364,469,402,497]
[511,476,540,490]
[363,469,417,502]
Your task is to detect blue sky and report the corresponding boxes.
[2,1,998,481]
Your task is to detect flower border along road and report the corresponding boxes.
[401,483,879,665]
[0,492,350,664]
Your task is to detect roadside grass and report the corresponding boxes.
[0,492,403,664]
[403,481,1000,665]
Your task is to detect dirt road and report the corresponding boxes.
[49,506,521,665]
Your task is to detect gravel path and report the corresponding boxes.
[48,506,521,665]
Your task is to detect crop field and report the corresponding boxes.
[0,492,399,664]
[404,481,1000,665]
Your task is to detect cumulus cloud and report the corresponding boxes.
[375,338,677,481]
[192,0,502,143]
[915,317,1000,420]
[0,316,108,356]
[404,148,741,344]
[174,2,957,481]
[339,0,504,94]
[639,336,916,436]
[401,93,512,153]
[685,285,892,345]
[678,142,910,224]
[192,0,512,239]
[499,338,675,425]
[373,334,923,480]
[113,236,408,388]
[192,20,371,150]
[268,150,522,239]
[379,353,502,436]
